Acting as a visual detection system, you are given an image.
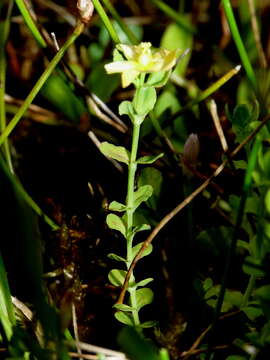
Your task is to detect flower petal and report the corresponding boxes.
[117,44,135,60]
[105,61,135,74]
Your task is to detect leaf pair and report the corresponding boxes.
[106,185,153,237]
[100,141,163,165]
[114,288,155,327]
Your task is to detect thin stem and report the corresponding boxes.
[92,0,120,43]
[15,0,46,47]
[247,0,267,68]
[0,22,85,146]
[222,0,257,88]
[126,121,140,326]
[242,275,256,308]
[0,0,14,172]
[101,0,138,45]
[170,64,241,122]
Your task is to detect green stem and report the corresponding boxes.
[0,22,84,146]
[101,0,138,45]
[222,0,257,89]
[170,64,241,122]
[126,121,140,326]
[92,0,120,43]
[0,0,14,172]
[242,274,256,308]
[15,0,46,47]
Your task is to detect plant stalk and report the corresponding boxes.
[126,121,141,326]
[222,0,257,89]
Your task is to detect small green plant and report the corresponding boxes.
[100,42,181,327]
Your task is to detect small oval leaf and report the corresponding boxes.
[137,153,164,164]
[100,142,130,164]
[109,201,127,212]
[135,278,154,288]
[107,253,126,262]
[106,214,126,237]
[108,269,127,287]
[132,242,153,260]
[135,288,154,310]
[133,224,151,234]
[140,320,158,328]
[133,185,153,211]
[113,304,134,312]
[114,311,134,326]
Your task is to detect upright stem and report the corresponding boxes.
[0,0,14,172]
[126,121,141,326]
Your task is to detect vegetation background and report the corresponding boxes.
[0,0,270,359]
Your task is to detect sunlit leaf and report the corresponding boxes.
[135,278,154,288]
[113,303,134,312]
[133,185,153,211]
[108,269,127,287]
[107,253,126,262]
[115,311,134,326]
[100,142,130,164]
[106,214,126,237]
[132,224,151,234]
[132,242,153,260]
[137,153,164,164]
[109,201,127,212]
[135,288,154,310]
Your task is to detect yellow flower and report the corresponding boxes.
[104,42,181,88]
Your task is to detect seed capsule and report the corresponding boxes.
[77,0,94,25]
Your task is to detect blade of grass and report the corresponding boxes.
[0,22,84,146]
[170,64,241,122]
[0,0,14,173]
[92,0,120,43]
[15,0,46,48]
[101,0,138,44]
[222,0,257,89]
[0,252,16,340]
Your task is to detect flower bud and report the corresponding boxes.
[77,0,94,25]
[182,133,200,177]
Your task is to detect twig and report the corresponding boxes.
[72,303,83,360]
[181,345,229,357]
[208,99,228,153]
[181,310,240,359]
[116,114,270,305]
[247,0,267,68]
[70,341,127,360]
